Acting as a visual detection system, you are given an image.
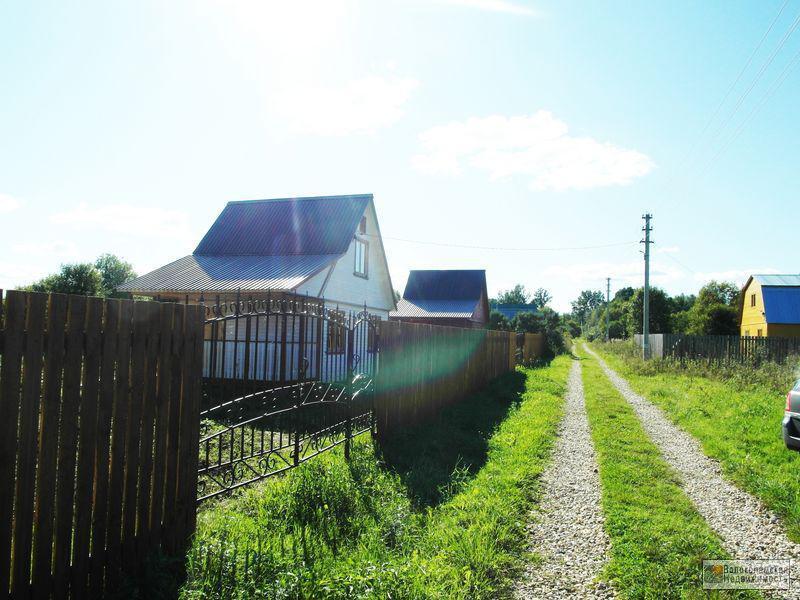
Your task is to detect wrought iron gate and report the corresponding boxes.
[197,295,379,502]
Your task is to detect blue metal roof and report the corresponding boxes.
[491,303,539,320]
[194,194,371,256]
[403,270,486,301]
[118,254,336,293]
[754,274,800,286]
[762,286,800,324]
[390,298,477,319]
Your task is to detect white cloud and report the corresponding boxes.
[412,110,654,191]
[437,0,539,16]
[50,203,193,240]
[270,76,419,136]
[0,193,21,213]
[692,268,779,285]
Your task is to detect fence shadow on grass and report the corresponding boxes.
[376,369,528,508]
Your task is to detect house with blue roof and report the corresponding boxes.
[390,270,490,329]
[118,194,396,319]
[740,274,800,338]
[490,302,539,321]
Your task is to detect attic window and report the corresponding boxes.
[750,293,756,307]
[354,239,368,278]
[359,216,367,234]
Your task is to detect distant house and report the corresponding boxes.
[118,194,396,318]
[390,270,490,329]
[490,302,539,321]
[740,274,800,338]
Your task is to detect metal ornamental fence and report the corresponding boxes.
[197,296,379,501]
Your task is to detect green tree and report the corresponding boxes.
[27,263,104,296]
[686,281,740,335]
[570,290,604,324]
[613,287,635,303]
[94,253,136,296]
[496,284,530,305]
[512,307,564,358]
[488,310,511,331]
[624,287,673,335]
[532,288,552,308]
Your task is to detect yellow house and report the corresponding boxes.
[740,274,800,338]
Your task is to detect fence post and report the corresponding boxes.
[344,320,355,461]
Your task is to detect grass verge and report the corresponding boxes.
[578,346,756,599]
[591,341,800,543]
[179,356,570,599]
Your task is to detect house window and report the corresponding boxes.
[327,311,346,354]
[757,329,763,337]
[354,239,368,278]
[359,216,367,234]
[750,293,756,307]
[744,330,750,337]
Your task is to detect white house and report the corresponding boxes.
[119,194,395,382]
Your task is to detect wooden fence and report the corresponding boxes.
[374,321,516,434]
[0,290,204,599]
[634,333,800,364]
[517,332,545,363]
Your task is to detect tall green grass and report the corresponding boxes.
[578,348,756,599]
[180,356,570,599]
[590,341,800,543]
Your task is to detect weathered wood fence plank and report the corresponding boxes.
[375,322,517,435]
[0,290,203,600]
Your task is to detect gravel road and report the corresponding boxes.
[584,343,800,599]
[516,359,615,599]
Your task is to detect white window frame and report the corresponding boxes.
[354,238,368,278]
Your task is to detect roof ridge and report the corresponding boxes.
[227,194,373,205]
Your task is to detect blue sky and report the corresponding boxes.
[1,0,798,311]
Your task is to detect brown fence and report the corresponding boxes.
[517,332,545,363]
[634,333,800,364]
[0,290,204,599]
[374,321,515,434]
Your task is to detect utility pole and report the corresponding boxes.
[605,277,611,342]
[641,214,653,359]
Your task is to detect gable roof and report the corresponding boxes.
[753,274,800,287]
[194,194,371,256]
[403,270,486,301]
[390,270,488,320]
[762,286,800,324]
[119,194,375,294]
[117,254,334,293]
[491,303,539,320]
[391,299,478,319]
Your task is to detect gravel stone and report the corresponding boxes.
[516,359,615,599]
[584,344,800,599]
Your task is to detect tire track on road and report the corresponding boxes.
[516,358,614,599]
[584,343,800,599]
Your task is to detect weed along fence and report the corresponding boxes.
[375,321,516,433]
[634,333,800,364]
[0,290,204,599]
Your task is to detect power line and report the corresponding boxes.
[698,41,800,177]
[671,0,790,175]
[369,234,639,252]
[703,6,800,152]
[660,251,696,275]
